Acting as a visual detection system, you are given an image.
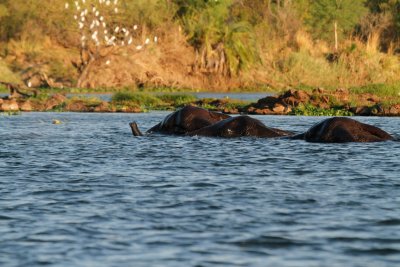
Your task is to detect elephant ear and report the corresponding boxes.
[209,110,230,121]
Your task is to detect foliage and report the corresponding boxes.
[291,103,354,116]
[0,59,20,83]
[177,0,259,75]
[112,91,164,109]
[350,82,400,97]
[112,91,151,102]
[306,0,368,44]
[0,110,21,116]
[157,94,197,106]
[2,0,400,91]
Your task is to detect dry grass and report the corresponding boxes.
[0,58,21,84]
[1,1,400,93]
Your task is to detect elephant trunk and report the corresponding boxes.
[130,122,143,136]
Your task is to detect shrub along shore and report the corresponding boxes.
[1,86,400,116]
[2,1,400,92]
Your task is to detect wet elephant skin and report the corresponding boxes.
[188,116,293,138]
[148,105,231,135]
[292,117,393,143]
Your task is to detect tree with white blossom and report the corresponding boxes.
[64,0,158,87]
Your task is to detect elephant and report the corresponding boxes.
[130,105,230,136]
[130,106,394,142]
[291,117,394,143]
[188,115,294,138]
[130,105,293,138]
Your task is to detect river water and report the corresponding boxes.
[1,112,400,267]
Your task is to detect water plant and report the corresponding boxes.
[291,103,353,116]
[111,91,163,109]
[1,110,21,116]
[157,94,197,107]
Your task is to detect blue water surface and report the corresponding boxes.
[1,112,400,267]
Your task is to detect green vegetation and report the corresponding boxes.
[1,1,400,93]
[157,94,197,106]
[291,104,354,116]
[111,91,198,110]
[306,0,367,49]
[0,111,21,116]
[196,98,250,111]
[0,59,20,84]
[350,83,400,97]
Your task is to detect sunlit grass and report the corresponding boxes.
[349,83,400,97]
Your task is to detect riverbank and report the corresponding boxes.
[1,87,400,116]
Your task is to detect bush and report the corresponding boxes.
[350,83,400,97]
[291,104,353,116]
[111,92,163,108]
[158,93,197,106]
[0,60,20,84]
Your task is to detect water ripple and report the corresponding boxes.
[1,112,400,267]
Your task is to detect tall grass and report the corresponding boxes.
[0,59,20,84]
[350,83,400,97]
[111,91,197,109]
[1,0,400,93]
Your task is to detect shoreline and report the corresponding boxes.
[1,88,400,117]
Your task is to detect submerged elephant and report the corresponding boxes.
[292,117,393,143]
[188,115,293,138]
[130,105,293,138]
[130,106,394,142]
[130,105,230,136]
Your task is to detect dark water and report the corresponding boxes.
[1,112,400,267]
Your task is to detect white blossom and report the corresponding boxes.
[70,0,156,56]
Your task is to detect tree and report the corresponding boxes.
[175,0,259,76]
[306,0,368,51]
[365,0,400,50]
[64,0,157,88]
